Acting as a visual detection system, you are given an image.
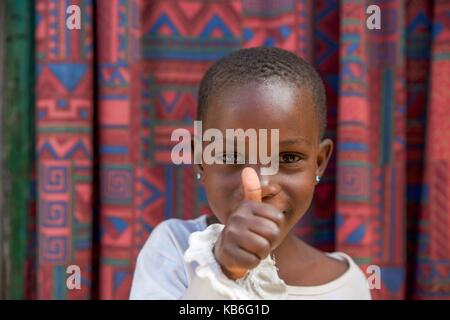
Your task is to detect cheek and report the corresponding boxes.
[285,172,315,220]
[202,168,242,222]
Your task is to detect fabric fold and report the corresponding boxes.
[183,223,288,300]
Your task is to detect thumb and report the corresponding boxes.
[241,167,262,202]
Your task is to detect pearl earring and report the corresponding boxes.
[196,173,201,180]
[316,175,321,183]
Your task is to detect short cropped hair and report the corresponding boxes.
[197,46,327,139]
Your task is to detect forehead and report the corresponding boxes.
[204,81,319,142]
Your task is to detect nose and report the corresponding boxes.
[259,171,281,201]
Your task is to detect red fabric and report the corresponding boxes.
[32,0,450,299]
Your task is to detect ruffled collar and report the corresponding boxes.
[184,223,288,299]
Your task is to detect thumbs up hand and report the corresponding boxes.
[241,166,262,202]
[213,167,285,280]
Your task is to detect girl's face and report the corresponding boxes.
[196,81,333,239]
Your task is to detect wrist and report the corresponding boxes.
[213,240,247,280]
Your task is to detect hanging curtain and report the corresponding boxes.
[1,0,448,300]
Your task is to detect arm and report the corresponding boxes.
[129,220,249,300]
[130,248,187,300]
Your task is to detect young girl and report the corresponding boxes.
[130,47,371,300]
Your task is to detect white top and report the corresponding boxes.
[129,215,372,300]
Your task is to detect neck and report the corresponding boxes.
[272,231,318,272]
[272,231,302,261]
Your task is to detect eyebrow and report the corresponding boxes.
[221,136,312,147]
[279,137,312,146]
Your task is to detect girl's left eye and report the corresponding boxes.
[280,153,303,163]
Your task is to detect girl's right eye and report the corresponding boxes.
[216,153,243,164]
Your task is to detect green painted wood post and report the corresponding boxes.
[1,0,34,299]
[0,0,6,300]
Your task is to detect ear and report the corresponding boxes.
[316,138,333,179]
[191,138,204,180]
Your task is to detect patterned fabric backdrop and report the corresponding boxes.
[1,0,449,300]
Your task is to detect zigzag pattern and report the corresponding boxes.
[29,0,450,300]
[36,0,94,300]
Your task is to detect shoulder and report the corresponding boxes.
[142,215,208,255]
[286,249,372,299]
[326,251,372,299]
[322,252,349,280]
[305,249,349,284]
[310,249,368,283]
[301,245,370,290]
[326,252,367,281]
[131,216,208,299]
